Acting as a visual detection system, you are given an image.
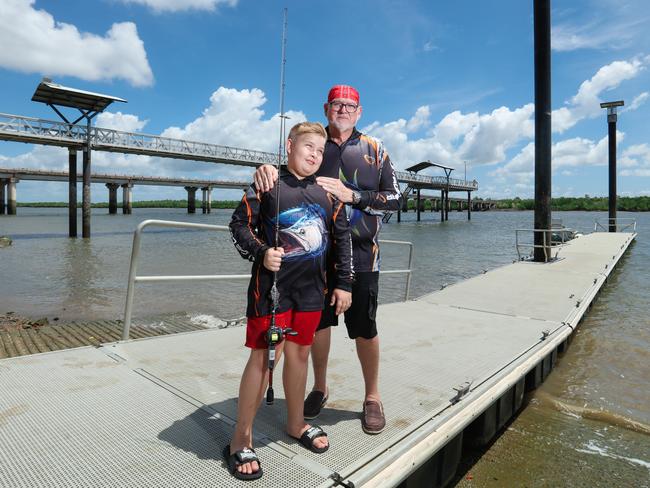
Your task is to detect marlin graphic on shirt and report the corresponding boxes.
[271,203,328,260]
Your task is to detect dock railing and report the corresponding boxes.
[515,228,570,262]
[594,218,637,233]
[122,219,413,340]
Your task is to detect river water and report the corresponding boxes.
[1,207,648,486]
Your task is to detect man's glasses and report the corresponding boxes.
[329,101,359,113]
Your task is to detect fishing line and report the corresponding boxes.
[266,7,295,405]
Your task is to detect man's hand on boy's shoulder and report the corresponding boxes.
[330,288,352,315]
[254,165,278,193]
[316,177,355,204]
[263,247,284,272]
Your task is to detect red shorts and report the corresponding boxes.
[246,310,322,349]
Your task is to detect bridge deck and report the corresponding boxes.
[0,232,635,488]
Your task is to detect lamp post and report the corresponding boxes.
[600,100,624,232]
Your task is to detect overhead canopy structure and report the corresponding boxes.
[30,78,127,239]
[31,78,127,114]
[405,161,454,174]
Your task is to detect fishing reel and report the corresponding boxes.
[265,323,298,405]
[265,324,297,346]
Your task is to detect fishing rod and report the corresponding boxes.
[266,7,295,405]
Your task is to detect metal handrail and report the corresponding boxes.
[378,239,414,301]
[594,218,637,232]
[515,228,568,262]
[122,220,414,340]
[122,219,250,340]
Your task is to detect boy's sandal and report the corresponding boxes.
[294,425,329,454]
[223,444,263,481]
[304,389,328,419]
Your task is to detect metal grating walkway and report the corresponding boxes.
[0,232,636,487]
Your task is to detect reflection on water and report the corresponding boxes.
[1,207,649,484]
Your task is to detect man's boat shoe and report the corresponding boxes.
[362,400,386,434]
[304,389,328,419]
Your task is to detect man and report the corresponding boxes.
[254,85,401,434]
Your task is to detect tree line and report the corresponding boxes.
[16,196,650,211]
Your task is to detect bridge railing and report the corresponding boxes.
[0,112,281,166]
[395,171,478,190]
[0,112,86,144]
[122,219,414,340]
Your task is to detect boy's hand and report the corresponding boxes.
[330,289,352,315]
[254,165,278,193]
[263,247,284,271]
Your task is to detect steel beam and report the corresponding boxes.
[608,116,617,232]
[68,148,77,237]
[534,0,552,262]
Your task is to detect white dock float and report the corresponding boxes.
[0,232,636,488]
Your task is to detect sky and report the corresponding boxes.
[1,0,649,202]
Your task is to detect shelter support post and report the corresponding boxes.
[207,187,212,213]
[106,183,119,214]
[445,190,450,221]
[416,188,421,222]
[68,148,77,237]
[82,135,91,238]
[185,186,197,214]
[467,191,471,220]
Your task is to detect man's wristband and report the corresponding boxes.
[351,190,361,205]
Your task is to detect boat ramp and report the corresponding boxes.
[0,230,636,487]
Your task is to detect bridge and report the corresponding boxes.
[0,167,248,215]
[0,111,480,235]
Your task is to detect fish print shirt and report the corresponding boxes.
[230,168,354,318]
[317,128,402,272]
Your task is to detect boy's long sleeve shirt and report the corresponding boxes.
[230,169,353,317]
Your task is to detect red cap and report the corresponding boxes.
[327,85,359,104]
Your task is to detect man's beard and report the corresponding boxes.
[328,118,356,133]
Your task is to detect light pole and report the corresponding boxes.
[600,100,624,232]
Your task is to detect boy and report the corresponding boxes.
[225,122,354,480]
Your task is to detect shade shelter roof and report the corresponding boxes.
[405,161,455,174]
[31,79,126,113]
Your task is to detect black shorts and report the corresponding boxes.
[317,271,379,339]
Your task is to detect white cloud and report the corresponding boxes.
[161,87,306,152]
[622,92,649,113]
[490,133,617,183]
[0,0,153,86]
[552,58,646,133]
[118,0,237,13]
[620,144,650,176]
[96,112,148,132]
